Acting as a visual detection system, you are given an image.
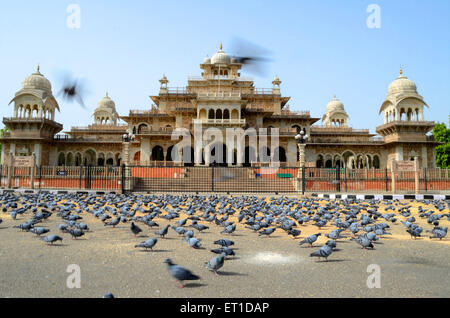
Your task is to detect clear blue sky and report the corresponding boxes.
[1,0,449,132]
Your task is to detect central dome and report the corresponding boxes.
[211,44,231,65]
[22,66,52,93]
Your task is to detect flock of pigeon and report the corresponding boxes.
[0,191,449,292]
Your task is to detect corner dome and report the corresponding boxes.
[325,95,345,113]
[22,66,52,93]
[387,68,417,96]
[203,56,211,64]
[97,92,116,110]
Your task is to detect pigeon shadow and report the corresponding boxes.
[0,226,9,230]
[216,271,247,277]
[137,249,171,253]
[183,283,207,288]
[321,259,349,263]
[46,243,67,247]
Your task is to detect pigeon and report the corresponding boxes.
[310,240,335,262]
[258,227,276,237]
[429,229,447,240]
[171,226,187,236]
[299,233,321,247]
[68,228,85,239]
[352,236,374,249]
[191,221,209,232]
[221,224,236,235]
[164,258,200,288]
[155,225,170,238]
[104,292,114,298]
[287,228,301,238]
[211,246,235,256]
[213,239,234,247]
[205,253,226,276]
[185,237,202,249]
[135,238,158,250]
[29,227,50,236]
[42,234,63,245]
[104,217,120,227]
[130,222,142,237]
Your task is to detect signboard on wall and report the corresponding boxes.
[14,156,34,167]
[395,160,415,171]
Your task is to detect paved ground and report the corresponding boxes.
[0,195,449,298]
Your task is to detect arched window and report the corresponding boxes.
[58,153,65,166]
[373,155,380,169]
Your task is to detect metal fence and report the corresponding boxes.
[0,164,449,194]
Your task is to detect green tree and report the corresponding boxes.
[433,122,450,168]
[0,127,8,155]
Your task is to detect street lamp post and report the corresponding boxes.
[295,129,308,194]
[122,132,135,193]
[122,132,135,165]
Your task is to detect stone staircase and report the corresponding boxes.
[132,167,296,193]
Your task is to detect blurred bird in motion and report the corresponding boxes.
[228,37,274,77]
[55,70,90,109]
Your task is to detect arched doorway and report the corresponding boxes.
[182,146,194,166]
[84,149,96,166]
[244,146,257,167]
[210,143,227,166]
[151,146,164,161]
[166,145,174,162]
[133,151,141,163]
[273,147,287,163]
[316,155,324,168]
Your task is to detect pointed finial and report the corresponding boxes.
[106,91,109,97]
[220,42,223,50]
[400,66,403,75]
[334,94,337,99]
[37,64,40,73]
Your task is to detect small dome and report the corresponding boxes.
[22,66,52,92]
[204,56,211,64]
[211,44,230,65]
[326,95,345,113]
[388,69,417,96]
[230,57,237,63]
[97,92,116,111]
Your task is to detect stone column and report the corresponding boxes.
[414,157,419,194]
[7,153,14,189]
[390,158,396,194]
[30,153,36,189]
